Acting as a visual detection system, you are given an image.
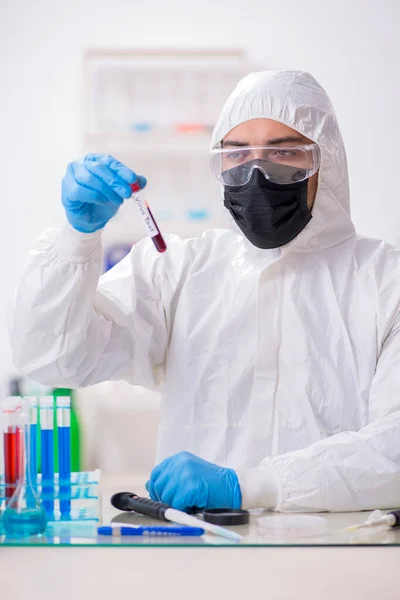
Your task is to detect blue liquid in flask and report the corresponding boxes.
[3,507,47,537]
[3,399,48,537]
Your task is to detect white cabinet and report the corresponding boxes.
[83,48,249,250]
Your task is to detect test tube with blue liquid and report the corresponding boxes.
[25,397,38,491]
[23,397,38,508]
[40,396,54,516]
[56,396,71,517]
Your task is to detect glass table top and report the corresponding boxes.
[1,475,399,547]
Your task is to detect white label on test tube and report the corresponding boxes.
[56,396,71,427]
[25,396,38,425]
[39,396,54,429]
[133,194,158,237]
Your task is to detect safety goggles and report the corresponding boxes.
[210,143,321,186]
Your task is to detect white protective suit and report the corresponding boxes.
[11,71,400,512]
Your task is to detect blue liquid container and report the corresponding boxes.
[40,396,54,516]
[3,399,47,537]
[3,508,47,537]
[25,397,38,508]
[41,430,54,515]
[187,209,209,220]
[57,395,71,516]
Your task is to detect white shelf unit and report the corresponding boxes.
[82,48,250,252]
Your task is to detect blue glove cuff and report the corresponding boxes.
[227,468,242,509]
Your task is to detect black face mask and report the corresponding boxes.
[223,165,312,249]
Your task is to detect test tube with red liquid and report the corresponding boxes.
[130,182,167,253]
[2,398,20,501]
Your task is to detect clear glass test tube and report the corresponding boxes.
[2,397,20,502]
[130,182,167,253]
[56,396,71,516]
[40,396,54,516]
[24,397,38,492]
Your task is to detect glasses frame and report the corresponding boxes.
[209,143,321,186]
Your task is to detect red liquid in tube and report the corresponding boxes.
[130,182,167,253]
[4,428,19,500]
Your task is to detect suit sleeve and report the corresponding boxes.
[10,223,170,389]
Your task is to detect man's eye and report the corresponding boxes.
[226,151,251,162]
[272,150,298,158]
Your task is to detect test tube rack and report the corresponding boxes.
[0,469,102,523]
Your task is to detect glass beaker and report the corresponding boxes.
[3,400,47,536]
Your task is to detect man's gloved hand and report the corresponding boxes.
[62,154,146,233]
[145,451,242,511]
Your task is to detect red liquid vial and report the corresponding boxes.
[2,399,21,500]
[130,182,167,253]
[4,428,19,500]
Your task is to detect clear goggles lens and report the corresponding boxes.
[210,144,321,186]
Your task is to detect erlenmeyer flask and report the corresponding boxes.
[3,400,47,536]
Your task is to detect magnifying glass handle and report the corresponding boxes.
[111,492,169,521]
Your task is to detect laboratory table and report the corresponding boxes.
[1,474,399,600]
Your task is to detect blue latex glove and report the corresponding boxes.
[62,154,146,233]
[145,451,242,512]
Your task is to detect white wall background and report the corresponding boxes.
[1,0,400,384]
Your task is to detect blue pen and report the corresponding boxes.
[40,396,54,516]
[56,396,71,516]
[98,525,204,537]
